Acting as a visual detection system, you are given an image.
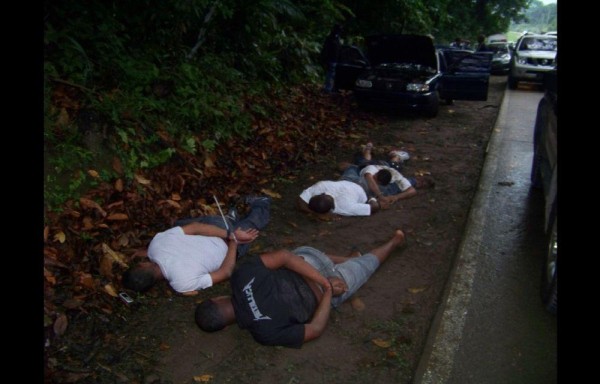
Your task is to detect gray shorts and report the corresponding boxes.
[292,246,380,307]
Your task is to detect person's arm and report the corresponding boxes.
[386,186,417,204]
[304,285,332,342]
[368,198,381,214]
[181,222,258,244]
[208,238,238,285]
[364,172,384,199]
[260,250,335,343]
[296,196,311,213]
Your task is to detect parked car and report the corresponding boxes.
[334,34,492,117]
[486,42,512,75]
[508,33,557,89]
[530,68,557,314]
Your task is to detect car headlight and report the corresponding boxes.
[517,56,528,65]
[355,79,373,88]
[406,83,430,92]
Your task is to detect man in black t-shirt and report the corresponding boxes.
[195,229,406,348]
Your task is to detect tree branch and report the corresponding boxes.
[186,1,219,60]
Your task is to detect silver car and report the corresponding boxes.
[508,33,557,89]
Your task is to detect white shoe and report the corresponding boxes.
[389,150,410,161]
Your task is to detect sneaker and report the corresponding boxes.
[389,150,410,162]
[226,207,238,222]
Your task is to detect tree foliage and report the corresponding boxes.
[510,0,557,33]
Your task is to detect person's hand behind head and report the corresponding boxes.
[233,228,259,243]
[329,276,348,296]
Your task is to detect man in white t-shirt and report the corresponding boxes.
[341,144,434,206]
[122,196,271,295]
[297,180,381,218]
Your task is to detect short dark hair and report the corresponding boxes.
[376,169,392,185]
[195,300,227,332]
[308,194,334,214]
[121,266,156,292]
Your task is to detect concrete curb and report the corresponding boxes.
[412,87,510,384]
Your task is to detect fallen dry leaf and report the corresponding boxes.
[114,178,124,192]
[53,314,68,336]
[87,169,100,178]
[79,273,96,289]
[44,267,57,285]
[82,217,94,230]
[99,254,114,278]
[260,188,282,199]
[106,213,129,221]
[193,374,214,382]
[79,197,107,217]
[102,243,128,268]
[134,174,152,185]
[112,156,123,174]
[53,231,66,243]
[408,287,428,294]
[104,283,119,297]
[372,338,392,348]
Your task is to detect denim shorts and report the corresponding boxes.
[292,246,380,307]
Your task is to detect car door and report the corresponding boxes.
[334,45,369,91]
[439,51,492,101]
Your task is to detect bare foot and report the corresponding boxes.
[391,229,406,247]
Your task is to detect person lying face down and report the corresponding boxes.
[121,196,271,296]
[195,229,407,348]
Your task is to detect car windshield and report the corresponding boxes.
[487,44,508,53]
[519,37,556,51]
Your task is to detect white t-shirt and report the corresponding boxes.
[147,226,228,292]
[299,180,371,216]
[360,165,413,192]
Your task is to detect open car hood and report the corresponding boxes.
[366,34,437,68]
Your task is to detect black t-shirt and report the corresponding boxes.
[230,255,318,348]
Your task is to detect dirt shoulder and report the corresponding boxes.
[45,76,505,384]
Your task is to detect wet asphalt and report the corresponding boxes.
[413,84,557,384]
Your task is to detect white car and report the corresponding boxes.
[508,33,556,89]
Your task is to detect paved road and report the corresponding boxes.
[413,85,557,384]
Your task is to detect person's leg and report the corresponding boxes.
[232,196,272,257]
[234,196,271,231]
[323,62,336,92]
[331,230,406,306]
[340,164,362,183]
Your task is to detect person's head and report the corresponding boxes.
[478,34,486,44]
[415,176,435,189]
[332,24,342,35]
[195,296,236,332]
[121,262,159,292]
[308,193,335,214]
[375,170,392,185]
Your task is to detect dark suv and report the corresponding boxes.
[530,68,557,314]
[333,34,492,117]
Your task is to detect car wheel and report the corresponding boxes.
[508,75,518,90]
[424,93,440,117]
[530,147,542,189]
[541,218,557,315]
